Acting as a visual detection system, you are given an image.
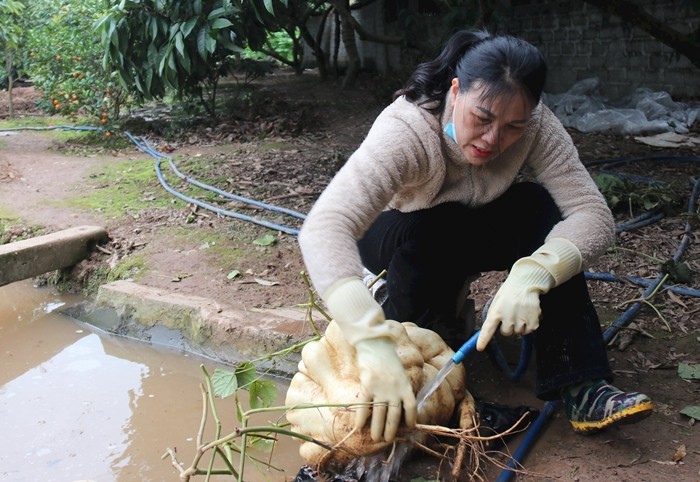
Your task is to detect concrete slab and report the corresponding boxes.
[91,280,322,377]
[0,225,108,287]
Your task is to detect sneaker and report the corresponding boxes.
[361,267,388,307]
[562,380,653,434]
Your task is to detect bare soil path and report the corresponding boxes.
[1,72,698,481]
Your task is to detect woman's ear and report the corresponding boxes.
[450,78,459,101]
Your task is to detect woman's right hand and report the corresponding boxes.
[354,337,417,442]
[323,276,417,442]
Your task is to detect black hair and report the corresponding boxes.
[394,29,547,114]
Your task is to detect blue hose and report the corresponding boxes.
[495,401,559,482]
[124,132,305,235]
[585,272,700,298]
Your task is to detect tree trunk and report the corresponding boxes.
[298,8,330,79]
[340,2,361,88]
[5,49,14,119]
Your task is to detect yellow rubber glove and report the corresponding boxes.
[324,277,417,442]
[476,238,582,352]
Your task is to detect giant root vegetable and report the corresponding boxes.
[285,320,476,473]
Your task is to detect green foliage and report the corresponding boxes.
[0,0,25,92]
[91,0,308,119]
[61,155,181,218]
[22,0,125,125]
[96,0,272,118]
[241,0,319,73]
[593,172,683,216]
[212,362,277,411]
[661,259,693,284]
[252,233,277,246]
[242,29,295,62]
[0,219,41,245]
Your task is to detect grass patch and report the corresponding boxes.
[0,115,131,151]
[0,215,43,245]
[57,157,186,218]
[167,155,231,189]
[0,116,62,129]
[60,254,149,296]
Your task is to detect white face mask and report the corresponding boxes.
[444,121,457,142]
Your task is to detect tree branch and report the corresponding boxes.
[324,0,403,45]
[584,0,700,68]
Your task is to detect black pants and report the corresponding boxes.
[358,182,613,400]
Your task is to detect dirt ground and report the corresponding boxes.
[1,71,699,481]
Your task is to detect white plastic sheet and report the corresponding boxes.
[543,78,700,136]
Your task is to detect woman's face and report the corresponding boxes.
[450,79,533,166]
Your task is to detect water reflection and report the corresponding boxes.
[0,281,303,482]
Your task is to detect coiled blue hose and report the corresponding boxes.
[125,131,306,235]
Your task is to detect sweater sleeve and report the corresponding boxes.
[298,100,440,297]
[526,105,615,267]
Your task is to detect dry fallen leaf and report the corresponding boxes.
[667,290,688,308]
[254,277,280,287]
[672,444,686,463]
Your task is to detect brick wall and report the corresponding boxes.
[304,1,699,100]
[494,0,700,100]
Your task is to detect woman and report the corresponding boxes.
[297,29,653,444]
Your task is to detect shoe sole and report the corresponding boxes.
[570,401,654,434]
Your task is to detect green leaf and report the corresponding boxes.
[168,22,180,40]
[145,68,153,92]
[248,379,277,409]
[680,406,700,421]
[247,435,275,452]
[678,362,700,380]
[134,74,143,94]
[253,233,277,246]
[205,34,216,54]
[226,270,241,279]
[193,0,202,15]
[210,18,233,30]
[108,21,119,47]
[207,7,225,19]
[662,260,693,284]
[148,16,157,39]
[219,31,240,51]
[180,48,191,74]
[211,368,238,398]
[181,17,198,38]
[158,47,169,75]
[197,27,208,60]
[174,31,185,57]
[235,361,257,388]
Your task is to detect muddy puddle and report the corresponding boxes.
[0,280,305,482]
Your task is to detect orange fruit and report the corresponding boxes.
[55,55,62,61]
[105,132,111,137]
[100,119,107,124]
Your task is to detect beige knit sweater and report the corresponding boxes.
[298,94,615,297]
